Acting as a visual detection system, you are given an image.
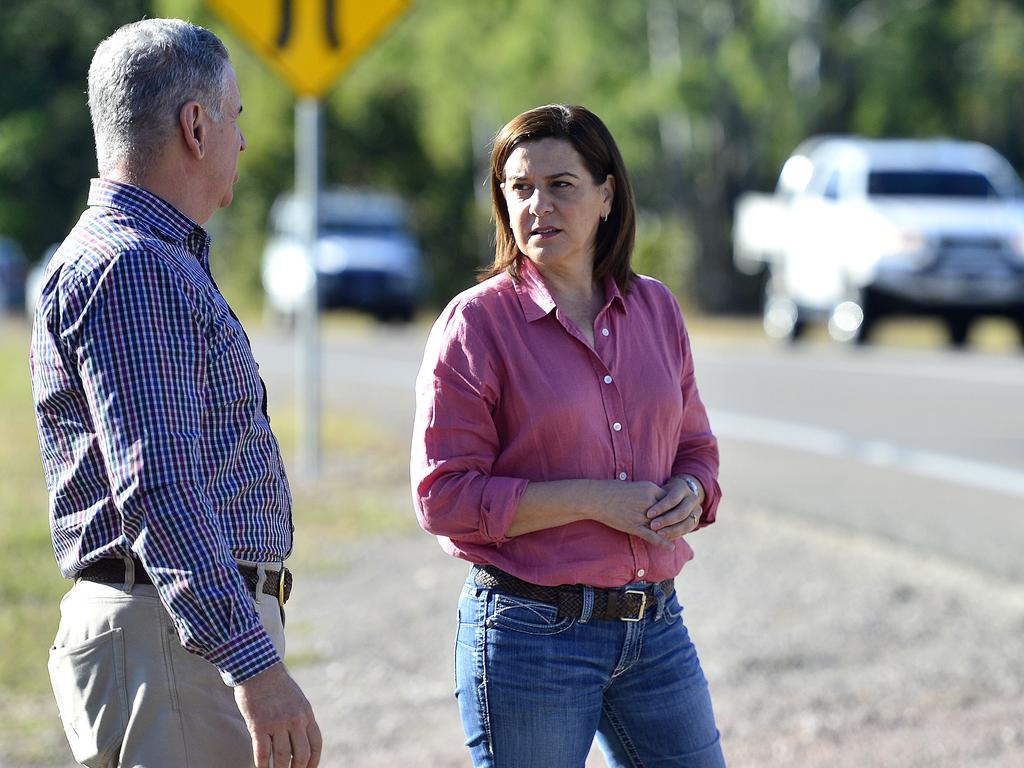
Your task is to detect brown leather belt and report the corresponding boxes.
[77,558,293,605]
[474,564,673,622]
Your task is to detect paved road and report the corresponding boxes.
[253,323,1024,580]
[249,322,1024,767]
[698,341,1024,581]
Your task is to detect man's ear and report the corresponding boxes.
[179,101,206,159]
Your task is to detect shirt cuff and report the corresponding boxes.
[671,464,720,521]
[206,624,283,686]
[479,475,531,544]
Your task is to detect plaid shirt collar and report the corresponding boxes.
[88,178,212,271]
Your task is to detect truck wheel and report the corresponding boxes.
[946,315,971,347]
[376,305,415,324]
[852,311,874,345]
[763,292,805,342]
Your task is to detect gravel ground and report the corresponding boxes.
[287,502,1024,768]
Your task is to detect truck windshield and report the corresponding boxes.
[322,222,403,237]
[867,171,998,198]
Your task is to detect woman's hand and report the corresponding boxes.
[510,478,699,551]
[584,480,676,551]
[644,476,703,542]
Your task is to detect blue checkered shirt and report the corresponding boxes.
[30,179,293,685]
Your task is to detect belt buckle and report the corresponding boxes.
[278,567,289,606]
[620,589,647,622]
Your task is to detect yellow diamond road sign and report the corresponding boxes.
[207,0,409,97]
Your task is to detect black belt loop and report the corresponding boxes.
[604,589,622,619]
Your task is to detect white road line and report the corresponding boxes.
[699,348,1024,387]
[710,408,1024,499]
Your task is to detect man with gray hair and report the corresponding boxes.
[30,18,321,768]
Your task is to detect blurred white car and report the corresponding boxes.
[734,136,1024,345]
[262,188,424,323]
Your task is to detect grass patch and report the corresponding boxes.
[0,321,69,763]
[267,399,417,570]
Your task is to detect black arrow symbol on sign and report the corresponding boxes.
[276,0,342,49]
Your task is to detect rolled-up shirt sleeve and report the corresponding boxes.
[70,249,279,685]
[411,301,529,547]
[669,306,722,527]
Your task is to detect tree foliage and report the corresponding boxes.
[6,0,1024,310]
[0,0,148,260]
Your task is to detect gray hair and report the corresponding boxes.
[88,18,231,179]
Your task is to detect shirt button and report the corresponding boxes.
[601,328,610,337]
[603,375,613,384]
[618,472,627,480]
[612,422,622,431]
[637,569,646,578]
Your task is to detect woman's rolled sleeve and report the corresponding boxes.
[412,303,527,547]
[415,463,527,545]
[672,309,722,526]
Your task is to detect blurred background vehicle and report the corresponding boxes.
[0,236,27,315]
[261,188,425,325]
[23,243,57,320]
[734,136,1024,346]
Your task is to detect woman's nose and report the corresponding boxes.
[529,188,553,216]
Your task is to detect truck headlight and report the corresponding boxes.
[1010,234,1024,261]
[899,230,926,252]
[878,228,932,268]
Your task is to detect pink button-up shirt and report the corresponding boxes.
[411,258,720,587]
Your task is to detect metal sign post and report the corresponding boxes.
[295,97,322,478]
[206,0,411,480]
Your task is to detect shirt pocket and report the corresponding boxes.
[47,627,128,767]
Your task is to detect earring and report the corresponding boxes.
[602,213,608,223]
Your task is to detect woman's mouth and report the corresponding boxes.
[530,227,560,239]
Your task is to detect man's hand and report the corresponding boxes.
[234,663,322,768]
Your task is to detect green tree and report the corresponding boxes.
[12,0,1024,312]
[0,0,149,260]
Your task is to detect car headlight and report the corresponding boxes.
[877,227,932,267]
[263,252,314,302]
[1010,233,1024,261]
[899,230,926,252]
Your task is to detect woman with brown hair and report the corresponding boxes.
[412,104,725,767]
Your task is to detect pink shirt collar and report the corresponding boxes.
[512,256,626,323]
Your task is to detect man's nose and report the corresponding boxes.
[239,129,247,152]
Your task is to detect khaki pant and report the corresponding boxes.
[48,566,285,768]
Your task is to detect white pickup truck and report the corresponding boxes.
[733,136,1024,345]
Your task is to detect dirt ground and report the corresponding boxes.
[286,501,1024,768]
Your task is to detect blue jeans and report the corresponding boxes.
[454,568,726,767]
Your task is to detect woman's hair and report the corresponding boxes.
[480,104,637,290]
